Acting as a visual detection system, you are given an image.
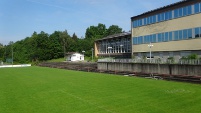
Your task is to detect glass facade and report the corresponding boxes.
[97,36,131,54]
[132,2,201,28]
[133,27,201,45]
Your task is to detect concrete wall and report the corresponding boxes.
[97,62,201,76]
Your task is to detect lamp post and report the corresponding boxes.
[82,50,85,61]
[148,42,153,63]
[91,48,94,62]
[108,47,112,59]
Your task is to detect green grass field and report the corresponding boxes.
[0,66,201,113]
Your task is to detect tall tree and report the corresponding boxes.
[59,30,71,59]
[105,25,122,37]
[0,43,4,61]
[72,32,78,41]
[85,23,106,39]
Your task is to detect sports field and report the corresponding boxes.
[0,66,201,113]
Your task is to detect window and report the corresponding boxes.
[139,19,142,26]
[161,13,165,21]
[195,27,200,38]
[144,18,147,25]
[187,5,192,15]
[153,15,156,23]
[179,30,183,40]
[144,36,147,44]
[133,37,137,45]
[165,32,168,41]
[134,20,137,27]
[174,31,179,40]
[140,36,143,44]
[187,29,192,39]
[161,33,164,42]
[150,16,153,24]
[183,6,187,16]
[194,3,200,13]
[200,3,201,12]
[169,32,172,41]
[165,12,169,20]
[200,27,201,37]
[179,8,183,17]
[158,33,162,42]
[133,21,136,28]
[169,11,172,19]
[153,34,156,43]
[147,35,150,43]
[174,9,179,18]
[138,36,143,44]
[157,14,161,22]
[147,17,150,24]
[150,35,153,43]
[183,29,188,39]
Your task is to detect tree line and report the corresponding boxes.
[0,23,122,64]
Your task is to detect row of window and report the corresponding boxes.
[133,27,201,45]
[133,2,201,28]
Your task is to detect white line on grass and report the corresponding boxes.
[59,90,115,113]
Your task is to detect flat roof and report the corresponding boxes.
[95,32,131,42]
[131,0,198,20]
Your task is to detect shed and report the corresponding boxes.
[66,52,84,61]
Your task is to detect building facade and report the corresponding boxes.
[94,32,131,58]
[131,0,201,60]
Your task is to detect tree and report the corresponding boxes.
[85,23,106,40]
[105,25,122,37]
[59,30,71,59]
[72,33,78,41]
[0,43,4,61]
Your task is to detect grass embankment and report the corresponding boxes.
[0,67,201,113]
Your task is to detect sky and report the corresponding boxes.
[0,0,181,45]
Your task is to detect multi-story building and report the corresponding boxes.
[94,32,131,58]
[131,0,201,60]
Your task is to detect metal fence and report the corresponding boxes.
[98,59,201,65]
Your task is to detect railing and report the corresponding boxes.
[98,59,201,65]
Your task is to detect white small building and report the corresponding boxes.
[66,52,84,61]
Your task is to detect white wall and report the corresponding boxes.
[66,53,84,61]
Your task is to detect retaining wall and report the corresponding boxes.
[97,62,201,76]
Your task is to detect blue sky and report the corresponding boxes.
[0,0,180,45]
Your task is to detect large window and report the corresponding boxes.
[195,27,200,38]
[174,31,179,40]
[158,33,162,42]
[152,34,156,42]
[174,9,179,18]
[195,3,200,13]
[187,5,192,15]
[183,29,188,39]
[138,36,143,44]
[169,32,172,41]
[164,32,169,42]
[179,30,183,40]
[187,29,192,39]
[179,8,183,17]
[200,3,201,12]
[200,27,201,37]
[183,6,187,16]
